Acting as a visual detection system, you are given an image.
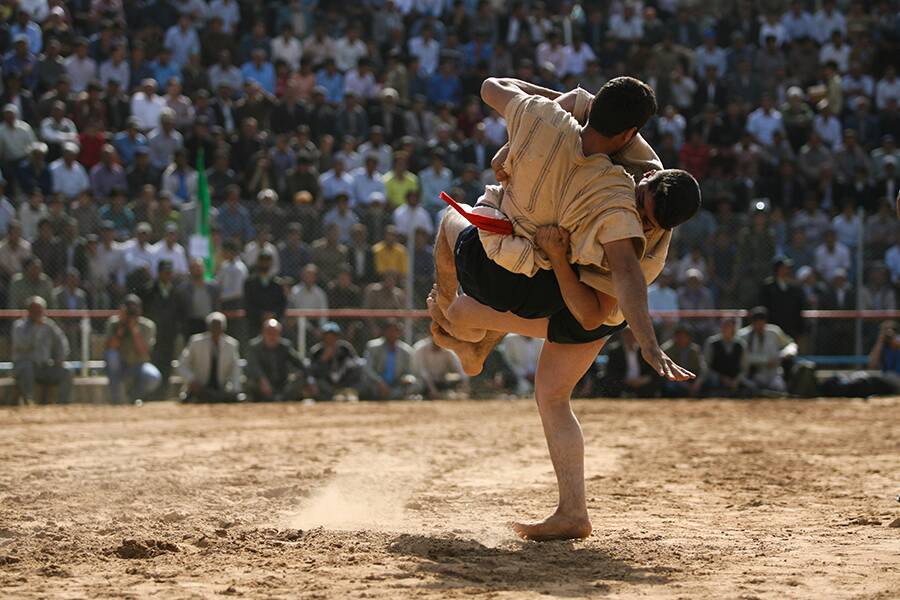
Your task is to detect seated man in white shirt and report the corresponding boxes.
[178,312,243,403]
[412,335,468,399]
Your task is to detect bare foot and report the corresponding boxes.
[512,511,592,542]
[430,323,487,376]
[427,293,486,343]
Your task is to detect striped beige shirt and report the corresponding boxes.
[477,90,670,325]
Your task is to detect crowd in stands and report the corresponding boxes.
[2,0,900,403]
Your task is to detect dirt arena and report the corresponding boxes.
[1,398,898,599]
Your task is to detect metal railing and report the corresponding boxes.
[0,308,897,375]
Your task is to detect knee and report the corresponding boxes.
[535,380,573,409]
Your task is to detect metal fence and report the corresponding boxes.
[2,308,898,376]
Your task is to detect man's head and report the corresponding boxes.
[635,169,701,230]
[750,306,768,334]
[262,318,282,347]
[27,296,46,323]
[189,257,205,280]
[383,319,401,345]
[24,257,42,281]
[158,259,174,283]
[123,294,143,317]
[302,264,318,286]
[673,325,692,348]
[720,318,736,341]
[206,312,227,339]
[588,77,657,145]
[321,321,341,346]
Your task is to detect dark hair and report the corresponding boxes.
[588,77,657,137]
[648,169,701,230]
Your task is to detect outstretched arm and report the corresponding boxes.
[605,238,695,381]
[480,77,564,115]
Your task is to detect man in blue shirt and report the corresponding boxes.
[316,59,345,104]
[216,185,255,244]
[112,118,148,166]
[152,48,182,87]
[240,49,276,95]
[427,60,461,106]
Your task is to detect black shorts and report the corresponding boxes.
[454,226,627,344]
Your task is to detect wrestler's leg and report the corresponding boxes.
[431,324,508,377]
[432,212,487,342]
[446,295,547,337]
[513,337,607,541]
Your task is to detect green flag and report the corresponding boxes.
[196,148,214,280]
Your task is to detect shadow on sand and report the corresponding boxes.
[387,533,676,596]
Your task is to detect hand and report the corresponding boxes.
[188,382,203,394]
[534,226,570,262]
[260,378,273,397]
[491,145,510,184]
[641,346,696,381]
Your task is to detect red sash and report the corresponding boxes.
[439,191,513,235]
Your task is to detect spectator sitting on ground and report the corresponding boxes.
[660,325,707,398]
[412,334,468,400]
[703,318,751,398]
[12,296,72,404]
[739,306,797,395]
[308,321,366,401]
[178,312,243,403]
[868,321,900,389]
[245,319,314,402]
[597,327,661,398]
[364,319,416,400]
[501,333,543,396]
[104,294,161,404]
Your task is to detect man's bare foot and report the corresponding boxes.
[427,293,486,343]
[512,511,592,542]
[431,322,487,376]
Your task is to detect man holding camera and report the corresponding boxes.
[104,294,161,404]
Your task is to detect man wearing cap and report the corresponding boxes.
[120,221,155,278]
[112,118,148,167]
[151,222,188,277]
[0,104,37,188]
[178,312,243,403]
[89,144,127,199]
[245,319,312,402]
[283,152,321,204]
[125,145,160,196]
[17,141,52,195]
[12,296,72,404]
[739,307,797,394]
[308,321,365,401]
[39,100,78,157]
[105,294,161,403]
[49,142,89,199]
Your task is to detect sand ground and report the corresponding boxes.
[1,398,898,599]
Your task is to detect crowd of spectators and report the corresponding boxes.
[2,1,900,403]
